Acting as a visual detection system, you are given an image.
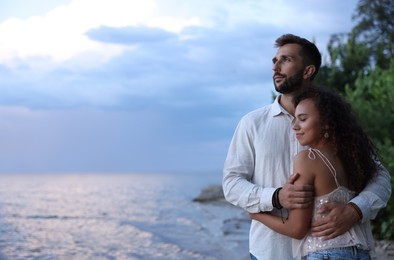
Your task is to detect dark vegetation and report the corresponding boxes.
[315,0,394,240]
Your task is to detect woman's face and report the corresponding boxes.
[293,98,324,147]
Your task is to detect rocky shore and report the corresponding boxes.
[193,185,394,260]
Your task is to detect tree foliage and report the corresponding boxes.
[352,0,394,69]
[346,62,394,142]
[315,0,394,91]
[315,0,394,239]
[315,33,370,92]
[345,61,394,239]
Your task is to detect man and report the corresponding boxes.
[222,34,391,259]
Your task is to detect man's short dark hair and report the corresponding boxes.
[275,34,322,80]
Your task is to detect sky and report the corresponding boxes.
[0,0,359,174]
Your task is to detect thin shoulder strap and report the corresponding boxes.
[308,148,340,187]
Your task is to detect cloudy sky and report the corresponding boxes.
[0,0,358,174]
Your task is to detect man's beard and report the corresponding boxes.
[274,70,304,94]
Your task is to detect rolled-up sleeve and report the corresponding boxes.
[350,163,391,222]
[222,99,298,214]
[222,116,275,213]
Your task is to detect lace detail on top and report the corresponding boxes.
[293,148,370,258]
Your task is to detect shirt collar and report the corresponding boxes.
[271,95,292,117]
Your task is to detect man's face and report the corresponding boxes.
[272,43,305,94]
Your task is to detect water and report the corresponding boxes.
[0,173,248,260]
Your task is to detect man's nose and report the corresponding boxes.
[272,61,280,72]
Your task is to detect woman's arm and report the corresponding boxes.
[251,152,315,239]
[250,207,312,239]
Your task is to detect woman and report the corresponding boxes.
[251,86,379,259]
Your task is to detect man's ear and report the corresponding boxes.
[303,65,316,79]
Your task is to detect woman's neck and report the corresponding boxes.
[310,141,336,156]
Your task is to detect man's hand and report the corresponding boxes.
[310,202,360,240]
[279,173,314,209]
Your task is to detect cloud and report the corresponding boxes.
[0,22,274,110]
[86,26,177,44]
[0,0,200,64]
[0,22,275,173]
[0,0,359,173]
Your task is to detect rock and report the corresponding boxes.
[193,184,225,202]
[374,240,394,260]
[222,217,251,236]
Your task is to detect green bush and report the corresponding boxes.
[345,61,394,240]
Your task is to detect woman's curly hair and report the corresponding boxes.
[294,86,378,193]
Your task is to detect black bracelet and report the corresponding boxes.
[272,187,283,209]
[272,188,278,208]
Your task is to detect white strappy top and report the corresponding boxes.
[293,148,372,258]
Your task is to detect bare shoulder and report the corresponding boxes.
[294,150,315,167]
[293,150,317,183]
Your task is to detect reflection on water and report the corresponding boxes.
[0,173,240,260]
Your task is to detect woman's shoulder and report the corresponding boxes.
[294,150,320,175]
[293,151,316,185]
[294,149,313,163]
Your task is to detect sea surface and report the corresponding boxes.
[0,172,249,260]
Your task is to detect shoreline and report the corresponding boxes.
[193,184,394,260]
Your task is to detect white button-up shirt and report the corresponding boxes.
[223,96,391,259]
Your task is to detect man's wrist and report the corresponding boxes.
[348,202,363,221]
[272,187,283,209]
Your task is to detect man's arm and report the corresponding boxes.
[222,119,275,213]
[349,164,391,221]
[311,163,391,239]
[223,170,314,213]
[222,118,313,213]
